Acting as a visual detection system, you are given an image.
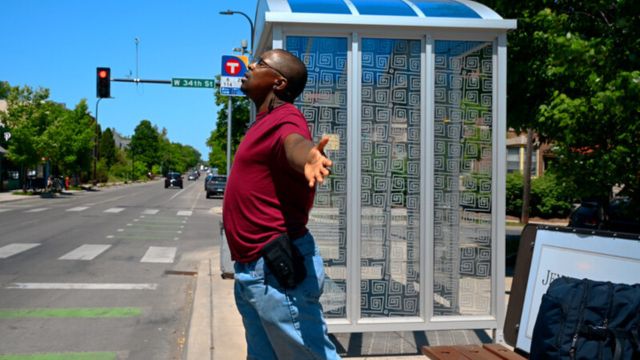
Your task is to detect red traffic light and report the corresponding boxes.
[96,67,111,98]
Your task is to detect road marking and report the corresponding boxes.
[0,351,118,359]
[4,282,158,290]
[0,208,11,213]
[58,244,111,260]
[0,307,141,319]
[0,243,41,259]
[140,246,176,263]
[142,209,159,215]
[25,208,48,213]
[104,207,125,213]
[66,206,89,212]
[177,210,192,216]
[106,235,114,239]
[169,188,185,201]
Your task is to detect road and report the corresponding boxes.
[0,178,222,360]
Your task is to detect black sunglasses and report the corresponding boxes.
[256,57,288,81]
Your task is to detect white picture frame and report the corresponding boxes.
[516,229,640,352]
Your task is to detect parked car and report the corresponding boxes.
[203,174,214,190]
[568,201,604,229]
[568,196,640,233]
[164,172,183,189]
[205,175,227,198]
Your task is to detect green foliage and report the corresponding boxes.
[485,0,640,204]
[100,128,117,169]
[130,120,160,171]
[207,81,251,174]
[506,172,524,216]
[506,171,573,218]
[530,172,573,218]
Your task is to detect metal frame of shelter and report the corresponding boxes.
[252,0,517,340]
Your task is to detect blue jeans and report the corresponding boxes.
[233,232,341,360]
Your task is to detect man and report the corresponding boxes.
[223,49,341,360]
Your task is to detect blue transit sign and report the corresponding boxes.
[220,55,248,97]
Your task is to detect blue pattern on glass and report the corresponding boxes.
[351,0,416,16]
[410,0,480,18]
[288,0,351,14]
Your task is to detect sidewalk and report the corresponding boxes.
[186,246,429,360]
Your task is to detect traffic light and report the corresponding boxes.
[96,67,111,98]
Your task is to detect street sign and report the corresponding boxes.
[172,78,216,88]
[220,55,248,97]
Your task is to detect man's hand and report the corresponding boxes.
[304,136,333,188]
[284,134,333,188]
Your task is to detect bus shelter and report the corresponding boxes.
[252,0,516,339]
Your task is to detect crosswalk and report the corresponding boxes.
[0,204,200,216]
[0,205,200,264]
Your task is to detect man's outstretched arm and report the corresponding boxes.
[284,134,333,187]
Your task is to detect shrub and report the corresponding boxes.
[506,172,523,217]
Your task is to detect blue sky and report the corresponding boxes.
[0,0,258,160]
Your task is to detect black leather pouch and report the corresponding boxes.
[261,234,306,289]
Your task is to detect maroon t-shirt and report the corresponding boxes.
[222,103,315,263]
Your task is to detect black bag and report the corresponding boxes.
[530,276,640,360]
[261,234,306,289]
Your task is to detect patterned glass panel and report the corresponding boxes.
[361,38,421,317]
[433,40,493,316]
[288,36,349,318]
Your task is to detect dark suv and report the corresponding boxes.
[205,175,227,198]
[164,172,183,189]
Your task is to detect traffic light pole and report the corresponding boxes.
[112,78,172,84]
[227,98,232,176]
[94,97,103,185]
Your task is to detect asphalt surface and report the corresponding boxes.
[1,182,524,359]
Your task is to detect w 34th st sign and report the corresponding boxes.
[220,55,248,97]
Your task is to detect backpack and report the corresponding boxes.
[530,276,640,360]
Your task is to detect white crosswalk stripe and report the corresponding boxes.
[104,207,125,213]
[66,206,89,212]
[0,243,41,259]
[25,208,48,213]
[0,209,11,213]
[142,209,159,215]
[58,244,111,260]
[140,246,177,263]
[177,210,192,216]
[5,282,158,290]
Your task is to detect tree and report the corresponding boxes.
[207,83,251,174]
[130,119,160,172]
[100,127,117,169]
[485,0,640,205]
[41,100,95,179]
[0,85,53,189]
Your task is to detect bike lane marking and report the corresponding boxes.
[0,307,142,319]
[0,351,118,360]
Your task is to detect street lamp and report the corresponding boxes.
[219,10,255,54]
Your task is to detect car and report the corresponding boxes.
[606,196,640,233]
[568,196,640,234]
[568,201,604,229]
[164,172,183,189]
[205,175,227,198]
[187,172,199,181]
[204,174,214,190]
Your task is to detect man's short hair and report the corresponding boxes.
[274,49,308,102]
